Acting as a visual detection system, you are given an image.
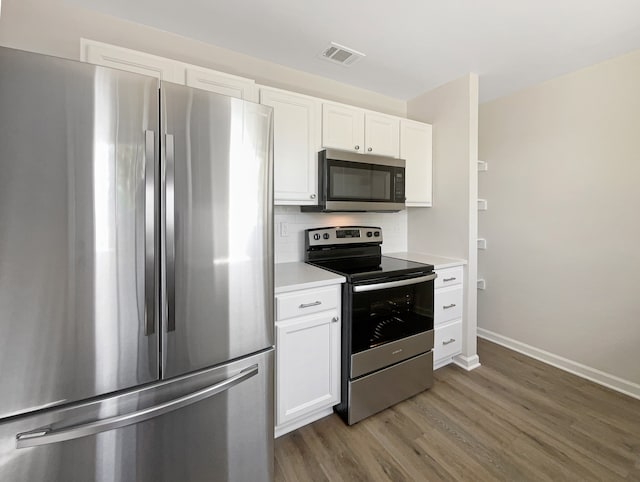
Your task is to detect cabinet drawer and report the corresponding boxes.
[434,320,462,362]
[434,285,463,325]
[435,266,463,289]
[276,285,339,321]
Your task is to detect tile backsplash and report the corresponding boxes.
[274,206,408,263]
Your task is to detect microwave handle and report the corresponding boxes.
[353,273,437,293]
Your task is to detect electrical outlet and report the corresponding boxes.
[477,238,487,249]
[279,222,289,237]
[477,279,486,290]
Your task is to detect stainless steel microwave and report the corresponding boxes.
[301,149,406,212]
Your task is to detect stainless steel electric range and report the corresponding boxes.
[305,226,436,425]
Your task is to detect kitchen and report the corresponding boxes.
[1,0,639,480]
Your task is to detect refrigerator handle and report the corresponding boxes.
[15,364,259,449]
[165,133,176,332]
[144,130,156,336]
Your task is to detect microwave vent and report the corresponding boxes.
[319,42,365,67]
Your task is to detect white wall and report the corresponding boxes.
[478,49,640,393]
[406,74,480,369]
[0,0,405,116]
[274,207,407,263]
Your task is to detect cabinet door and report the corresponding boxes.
[365,112,400,158]
[276,311,340,425]
[401,119,433,206]
[261,88,321,205]
[81,39,184,83]
[322,103,365,152]
[434,319,462,364]
[186,67,258,102]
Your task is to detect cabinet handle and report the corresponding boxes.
[367,147,372,152]
[299,301,321,309]
[443,338,456,345]
[443,303,456,310]
[354,145,360,150]
[331,316,339,323]
[310,193,316,199]
[443,277,457,282]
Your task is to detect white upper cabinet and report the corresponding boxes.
[401,119,433,207]
[322,102,400,158]
[185,67,257,102]
[321,103,365,153]
[81,39,257,101]
[81,39,184,83]
[260,87,321,205]
[81,40,433,207]
[364,112,400,158]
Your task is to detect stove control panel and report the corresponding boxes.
[306,226,383,247]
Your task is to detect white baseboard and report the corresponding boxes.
[477,328,640,400]
[452,354,481,371]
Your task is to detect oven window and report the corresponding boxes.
[350,280,434,354]
[328,162,391,201]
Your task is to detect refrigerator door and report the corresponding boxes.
[0,349,274,482]
[0,47,160,419]
[161,82,274,378]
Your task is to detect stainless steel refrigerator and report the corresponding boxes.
[0,46,274,481]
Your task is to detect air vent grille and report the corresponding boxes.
[319,42,365,67]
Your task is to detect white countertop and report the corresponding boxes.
[385,252,466,270]
[275,262,345,294]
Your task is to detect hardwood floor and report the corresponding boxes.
[274,339,640,481]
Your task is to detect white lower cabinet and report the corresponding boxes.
[275,284,341,437]
[433,266,464,369]
[434,320,462,363]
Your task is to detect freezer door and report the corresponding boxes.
[161,82,274,378]
[0,47,160,419]
[0,349,274,482]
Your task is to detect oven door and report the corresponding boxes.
[349,273,435,378]
[322,149,405,211]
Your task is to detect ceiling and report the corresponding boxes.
[71,0,640,102]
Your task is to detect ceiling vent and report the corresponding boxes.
[319,42,365,67]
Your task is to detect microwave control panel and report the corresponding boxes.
[394,167,406,201]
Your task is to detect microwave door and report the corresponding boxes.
[325,159,403,212]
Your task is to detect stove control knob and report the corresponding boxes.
[374,231,381,237]
[323,233,330,240]
[313,233,321,241]
[366,231,373,238]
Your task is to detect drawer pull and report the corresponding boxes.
[443,303,457,310]
[332,316,339,323]
[443,338,456,345]
[299,301,321,309]
[443,277,457,282]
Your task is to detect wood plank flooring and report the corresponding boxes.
[275,339,640,481]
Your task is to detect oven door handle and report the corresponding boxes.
[353,273,437,293]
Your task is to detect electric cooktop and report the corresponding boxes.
[304,226,433,283]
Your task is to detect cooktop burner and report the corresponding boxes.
[304,226,433,282]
